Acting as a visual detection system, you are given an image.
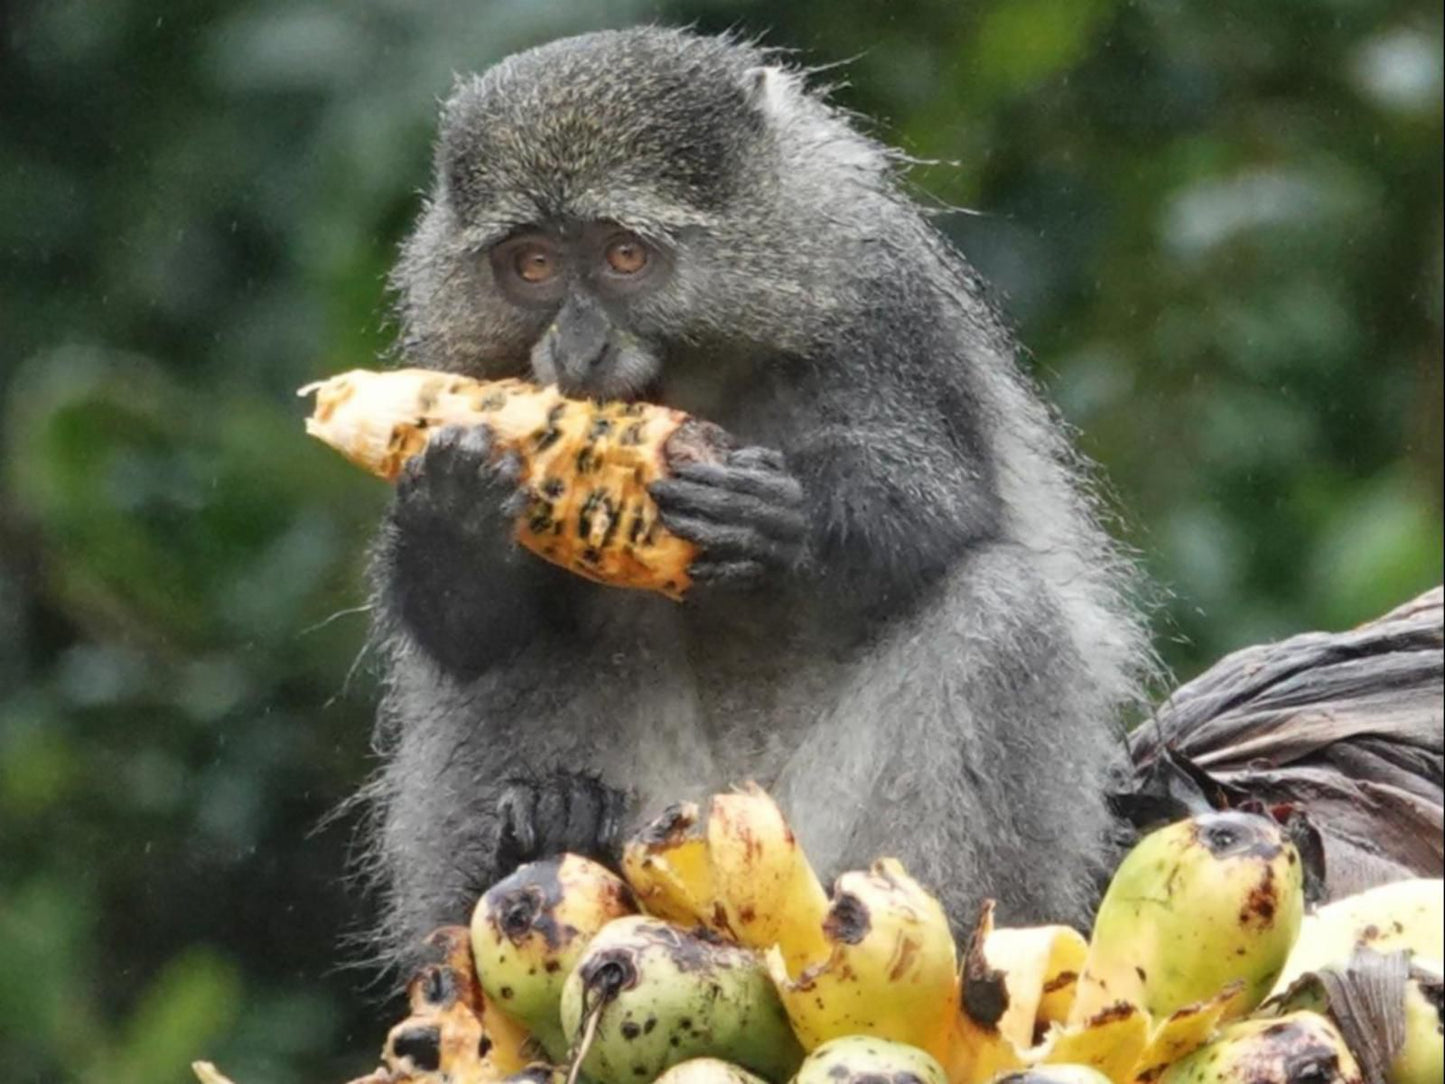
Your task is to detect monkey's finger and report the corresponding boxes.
[556,774,608,857]
[657,511,797,566]
[688,558,767,586]
[496,781,540,867]
[424,423,496,479]
[596,784,628,859]
[727,445,787,472]
[495,451,531,517]
[667,459,804,508]
[569,775,628,860]
[396,423,495,505]
[650,478,806,542]
[492,447,523,487]
[530,782,570,857]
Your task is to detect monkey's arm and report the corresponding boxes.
[792,401,1003,606]
[651,378,999,607]
[373,424,579,678]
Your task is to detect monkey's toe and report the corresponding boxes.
[494,772,628,874]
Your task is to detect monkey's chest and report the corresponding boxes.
[679,607,849,785]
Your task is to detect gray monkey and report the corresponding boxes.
[361,27,1150,972]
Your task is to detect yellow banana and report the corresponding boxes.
[1155,1012,1361,1084]
[768,858,958,1059]
[983,921,1090,1049]
[794,1037,949,1084]
[1071,813,1303,1024]
[707,783,832,972]
[300,368,725,598]
[945,1012,1028,1084]
[1032,1004,1150,1084]
[1395,959,1444,1084]
[1016,985,1243,1084]
[380,925,534,1079]
[413,926,531,1074]
[1274,878,1443,993]
[621,801,717,927]
[1130,985,1246,1083]
[470,854,636,1058]
[942,901,1034,1084]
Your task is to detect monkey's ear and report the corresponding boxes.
[740,65,805,126]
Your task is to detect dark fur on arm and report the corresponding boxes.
[788,313,1003,610]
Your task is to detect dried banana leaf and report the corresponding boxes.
[1120,587,1443,898]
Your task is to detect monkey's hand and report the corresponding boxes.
[383,423,542,676]
[495,771,629,873]
[392,423,527,539]
[650,445,807,588]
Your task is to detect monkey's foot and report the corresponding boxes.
[495,771,628,872]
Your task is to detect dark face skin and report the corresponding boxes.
[489,219,673,400]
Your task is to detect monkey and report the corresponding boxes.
[358,27,1150,973]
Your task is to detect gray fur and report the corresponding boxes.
[360,27,1151,974]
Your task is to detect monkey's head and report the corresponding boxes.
[392,27,897,405]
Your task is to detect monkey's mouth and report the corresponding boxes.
[544,342,664,406]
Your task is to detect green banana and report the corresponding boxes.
[1071,812,1304,1024]
[792,1037,947,1084]
[470,854,636,1057]
[1156,1012,1361,1084]
[653,1058,771,1084]
[558,915,804,1083]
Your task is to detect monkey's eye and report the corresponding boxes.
[512,243,559,284]
[604,235,650,276]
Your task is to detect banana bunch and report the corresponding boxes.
[300,368,734,598]
[193,787,1442,1084]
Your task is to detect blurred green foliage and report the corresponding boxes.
[1,1,1439,1079]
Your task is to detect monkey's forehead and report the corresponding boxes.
[436,28,771,229]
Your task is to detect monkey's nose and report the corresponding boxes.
[537,295,612,391]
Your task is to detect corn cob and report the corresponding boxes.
[300,368,733,598]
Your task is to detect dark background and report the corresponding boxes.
[1,1,1439,1079]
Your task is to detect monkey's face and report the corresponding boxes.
[484,218,677,400]
[391,30,796,404]
[395,29,882,407]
